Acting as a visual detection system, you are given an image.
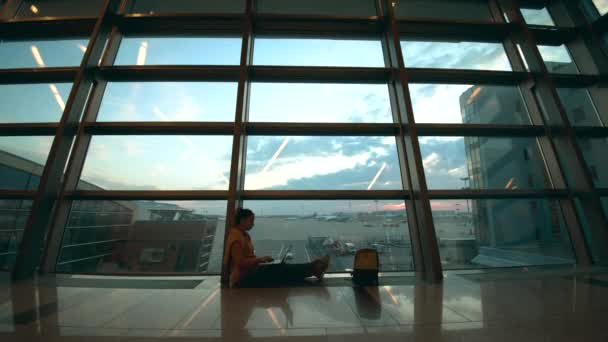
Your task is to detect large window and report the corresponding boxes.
[409,84,530,124]
[395,0,493,22]
[254,38,385,67]
[538,45,579,74]
[257,0,375,16]
[2,0,605,276]
[243,200,413,272]
[578,138,608,188]
[79,136,233,190]
[556,88,603,126]
[115,37,242,66]
[0,83,71,123]
[15,0,106,18]
[0,136,53,190]
[97,82,238,122]
[431,199,574,269]
[0,200,32,270]
[129,0,244,14]
[400,41,511,71]
[520,7,556,26]
[249,83,392,123]
[419,136,550,190]
[57,200,226,274]
[245,136,402,190]
[0,39,88,69]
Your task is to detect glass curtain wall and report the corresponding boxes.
[1,0,607,276]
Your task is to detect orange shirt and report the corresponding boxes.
[223,228,257,287]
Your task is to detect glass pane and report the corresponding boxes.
[419,136,549,190]
[245,136,402,190]
[0,200,32,270]
[593,0,608,15]
[0,136,53,190]
[257,0,375,16]
[79,136,233,190]
[15,0,105,18]
[0,83,71,123]
[521,8,555,26]
[578,137,608,188]
[400,41,511,71]
[556,88,602,126]
[249,83,392,123]
[410,84,530,124]
[395,0,492,22]
[97,82,237,122]
[254,38,384,67]
[0,39,87,69]
[538,45,578,74]
[130,0,244,14]
[115,37,241,66]
[432,199,574,270]
[56,200,226,274]
[242,200,413,272]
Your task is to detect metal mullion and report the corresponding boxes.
[397,21,513,43]
[381,0,442,282]
[0,17,98,39]
[428,189,568,200]
[551,1,607,75]
[406,68,529,84]
[0,68,79,84]
[551,74,602,87]
[0,0,20,20]
[377,0,424,275]
[557,1,608,126]
[416,124,545,137]
[84,122,235,135]
[249,66,391,84]
[0,123,58,136]
[62,238,125,249]
[241,190,407,200]
[98,65,241,82]
[66,190,229,201]
[41,14,139,274]
[500,0,607,265]
[253,14,382,38]
[221,0,254,286]
[37,2,128,275]
[529,26,579,46]
[573,126,608,137]
[245,122,398,136]
[0,190,37,199]
[12,0,123,280]
[118,13,243,36]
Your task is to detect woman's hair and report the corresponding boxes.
[235,208,254,224]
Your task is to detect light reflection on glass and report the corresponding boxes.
[400,41,511,71]
[243,200,413,272]
[245,136,402,190]
[419,136,549,190]
[432,199,574,270]
[79,136,233,190]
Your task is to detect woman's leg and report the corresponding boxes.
[236,256,330,288]
[238,263,313,287]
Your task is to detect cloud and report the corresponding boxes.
[422,152,441,170]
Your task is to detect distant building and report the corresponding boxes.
[458,83,573,265]
[0,150,219,273]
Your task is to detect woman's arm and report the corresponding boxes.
[231,242,264,269]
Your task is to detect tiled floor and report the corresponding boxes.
[1,268,608,341]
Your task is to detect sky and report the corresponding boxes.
[0,9,594,215]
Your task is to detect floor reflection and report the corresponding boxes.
[1,268,608,341]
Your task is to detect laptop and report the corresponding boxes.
[262,244,293,265]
